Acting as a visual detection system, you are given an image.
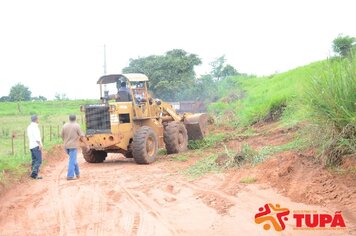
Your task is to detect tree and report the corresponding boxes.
[31,95,47,101]
[210,56,239,80]
[0,96,11,102]
[54,93,68,100]
[221,64,239,78]
[122,49,202,101]
[9,83,31,101]
[332,34,356,57]
[210,55,226,80]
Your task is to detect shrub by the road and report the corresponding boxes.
[304,57,356,165]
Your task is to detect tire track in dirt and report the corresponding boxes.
[1,152,354,236]
[117,181,178,235]
[54,164,68,235]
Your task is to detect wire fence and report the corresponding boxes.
[0,125,63,157]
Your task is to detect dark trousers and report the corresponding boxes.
[30,146,42,177]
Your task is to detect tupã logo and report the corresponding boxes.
[255,203,290,231]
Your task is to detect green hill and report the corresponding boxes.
[209,57,355,165]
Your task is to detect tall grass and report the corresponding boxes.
[304,57,356,165]
[208,61,323,126]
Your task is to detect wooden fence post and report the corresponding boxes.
[57,125,60,138]
[50,126,52,141]
[24,131,26,154]
[42,125,45,144]
[11,135,14,155]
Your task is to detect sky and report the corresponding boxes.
[0,0,355,100]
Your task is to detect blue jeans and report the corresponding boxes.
[30,146,42,178]
[66,149,80,178]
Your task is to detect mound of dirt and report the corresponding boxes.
[256,151,356,221]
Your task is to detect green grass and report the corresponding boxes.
[239,176,257,184]
[188,132,226,149]
[171,155,189,162]
[305,58,355,128]
[183,155,219,179]
[209,61,324,127]
[0,100,98,116]
[0,154,28,182]
[259,139,305,156]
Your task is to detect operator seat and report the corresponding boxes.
[117,91,132,102]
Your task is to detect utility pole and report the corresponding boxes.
[103,44,107,92]
[103,44,107,75]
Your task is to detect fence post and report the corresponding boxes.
[50,126,52,141]
[57,125,60,138]
[11,135,14,155]
[24,131,26,154]
[42,125,45,144]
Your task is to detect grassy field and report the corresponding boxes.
[0,100,97,181]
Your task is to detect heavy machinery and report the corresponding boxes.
[80,73,208,164]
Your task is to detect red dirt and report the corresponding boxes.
[0,122,355,235]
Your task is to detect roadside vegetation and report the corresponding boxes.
[208,53,355,167]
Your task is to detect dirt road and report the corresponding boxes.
[0,149,354,236]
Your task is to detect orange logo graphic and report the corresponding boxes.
[255,203,290,231]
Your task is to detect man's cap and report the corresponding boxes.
[31,114,38,122]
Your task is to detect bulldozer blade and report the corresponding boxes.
[184,113,209,140]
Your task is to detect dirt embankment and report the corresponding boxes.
[0,145,67,197]
[225,122,356,229]
[0,122,355,235]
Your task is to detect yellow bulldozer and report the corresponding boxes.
[80,73,208,164]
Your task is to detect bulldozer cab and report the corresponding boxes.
[97,74,155,119]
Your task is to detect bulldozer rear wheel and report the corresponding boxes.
[81,148,107,163]
[164,122,188,154]
[132,126,158,164]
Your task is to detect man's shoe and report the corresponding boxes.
[67,177,76,180]
[31,176,43,179]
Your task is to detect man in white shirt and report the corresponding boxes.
[27,115,43,179]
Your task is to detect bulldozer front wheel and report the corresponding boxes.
[81,148,107,163]
[132,126,158,164]
[164,122,188,154]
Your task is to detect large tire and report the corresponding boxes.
[164,122,188,154]
[82,148,107,163]
[132,126,158,164]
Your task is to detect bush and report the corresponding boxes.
[304,57,356,165]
